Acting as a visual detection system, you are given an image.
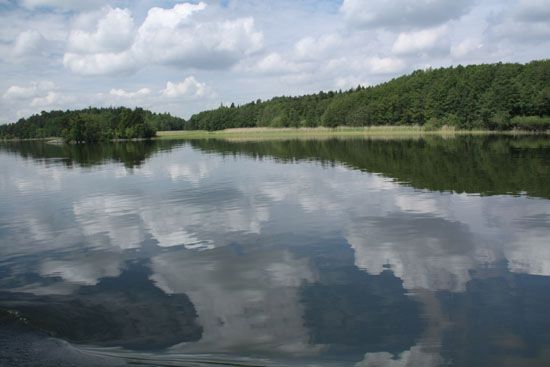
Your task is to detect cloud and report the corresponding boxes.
[254,52,303,74]
[367,56,407,74]
[488,3,550,44]
[357,345,442,367]
[67,6,134,54]
[341,0,475,29]
[0,8,69,72]
[13,29,47,57]
[391,26,449,55]
[134,3,263,68]
[63,51,137,76]
[63,2,264,76]
[139,1,207,30]
[19,0,106,11]
[161,76,216,99]
[328,56,406,75]
[62,5,138,75]
[490,22,550,45]
[30,91,75,107]
[3,81,56,100]
[450,38,484,59]
[514,0,550,23]
[293,34,341,61]
[0,28,54,64]
[109,87,151,99]
[93,77,217,112]
[2,81,78,119]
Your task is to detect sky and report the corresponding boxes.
[0,0,549,123]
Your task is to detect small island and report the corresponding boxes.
[0,107,185,142]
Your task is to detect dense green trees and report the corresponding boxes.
[0,107,185,141]
[59,108,157,142]
[185,60,550,131]
[1,60,549,139]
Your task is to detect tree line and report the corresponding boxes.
[0,107,186,142]
[1,60,549,140]
[185,60,550,131]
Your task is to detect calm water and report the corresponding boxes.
[1,136,550,367]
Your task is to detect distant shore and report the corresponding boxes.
[1,126,545,143]
[155,126,540,140]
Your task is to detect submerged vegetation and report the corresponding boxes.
[0,107,185,142]
[186,60,550,131]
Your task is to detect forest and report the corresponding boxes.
[185,60,550,131]
[0,107,185,142]
[1,60,549,140]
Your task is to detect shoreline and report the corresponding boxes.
[155,126,543,140]
[1,126,546,143]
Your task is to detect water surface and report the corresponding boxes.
[1,136,549,366]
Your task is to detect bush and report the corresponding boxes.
[463,119,486,130]
[443,113,462,128]
[489,111,512,130]
[510,116,550,131]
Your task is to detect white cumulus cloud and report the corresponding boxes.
[67,6,134,54]
[30,91,74,107]
[161,76,216,99]
[254,52,303,74]
[392,26,449,55]
[2,81,78,119]
[63,2,264,76]
[109,87,151,99]
[367,56,407,74]
[3,81,56,100]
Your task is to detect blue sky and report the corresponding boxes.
[0,0,549,122]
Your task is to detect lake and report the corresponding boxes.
[1,136,550,367]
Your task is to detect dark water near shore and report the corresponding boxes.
[1,136,549,366]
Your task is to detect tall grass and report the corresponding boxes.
[155,126,520,141]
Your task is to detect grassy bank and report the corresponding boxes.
[2,126,542,143]
[156,126,533,140]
